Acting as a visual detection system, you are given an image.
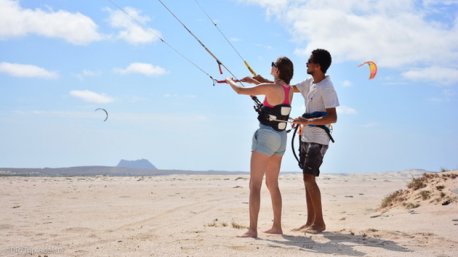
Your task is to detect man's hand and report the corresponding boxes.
[241,76,259,84]
[253,75,271,83]
[293,116,309,125]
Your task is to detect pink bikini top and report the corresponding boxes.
[262,84,291,108]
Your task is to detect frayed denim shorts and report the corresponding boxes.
[251,124,287,156]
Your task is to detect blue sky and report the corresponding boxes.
[1,0,457,172]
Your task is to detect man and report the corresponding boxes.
[291,49,339,233]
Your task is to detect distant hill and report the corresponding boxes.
[117,159,157,170]
[0,159,159,176]
[0,166,161,176]
[0,166,245,177]
[0,159,247,176]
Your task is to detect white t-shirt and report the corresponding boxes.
[295,76,339,145]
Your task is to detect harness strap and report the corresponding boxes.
[291,112,335,169]
[291,125,302,169]
[318,125,335,143]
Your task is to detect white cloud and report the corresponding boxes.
[107,7,161,45]
[402,66,458,86]
[76,70,99,80]
[341,80,352,88]
[0,0,102,45]
[428,88,457,102]
[337,105,357,115]
[0,62,58,79]
[243,0,458,84]
[114,62,166,76]
[70,90,114,104]
[238,0,289,16]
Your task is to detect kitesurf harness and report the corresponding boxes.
[291,112,335,169]
[257,84,292,131]
[258,104,291,131]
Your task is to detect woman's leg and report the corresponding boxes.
[264,154,283,234]
[240,151,270,238]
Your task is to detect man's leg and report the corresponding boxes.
[293,183,314,231]
[303,174,325,233]
[293,142,312,231]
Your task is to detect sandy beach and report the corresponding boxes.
[1,170,457,257]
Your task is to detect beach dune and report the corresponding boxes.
[1,171,457,257]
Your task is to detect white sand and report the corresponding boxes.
[1,171,457,257]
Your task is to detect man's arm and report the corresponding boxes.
[293,107,337,125]
[256,74,302,93]
[253,75,272,83]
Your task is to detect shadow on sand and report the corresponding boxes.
[263,231,411,256]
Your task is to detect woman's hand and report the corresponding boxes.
[225,77,237,86]
[225,77,244,94]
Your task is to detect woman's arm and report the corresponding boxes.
[226,78,270,96]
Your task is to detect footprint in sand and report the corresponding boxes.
[0,224,14,230]
[63,227,94,233]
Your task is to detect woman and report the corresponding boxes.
[226,56,294,238]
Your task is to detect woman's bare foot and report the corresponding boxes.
[264,227,283,235]
[238,229,257,238]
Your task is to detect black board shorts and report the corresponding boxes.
[299,142,328,177]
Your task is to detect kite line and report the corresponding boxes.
[192,0,257,77]
[106,0,218,85]
[156,0,262,111]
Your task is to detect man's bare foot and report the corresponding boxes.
[304,225,326,234]
[264,227,283,235]
[292,224,311,232]
[238,229,257,238]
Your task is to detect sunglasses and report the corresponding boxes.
[307,58,317,65]
[271,62,277,67]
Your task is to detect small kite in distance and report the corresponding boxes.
[95,108,108,122]
[358,61,377,80]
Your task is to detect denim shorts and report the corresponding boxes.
[252,124,287,156]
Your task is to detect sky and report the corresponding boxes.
[0,0,457,173]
